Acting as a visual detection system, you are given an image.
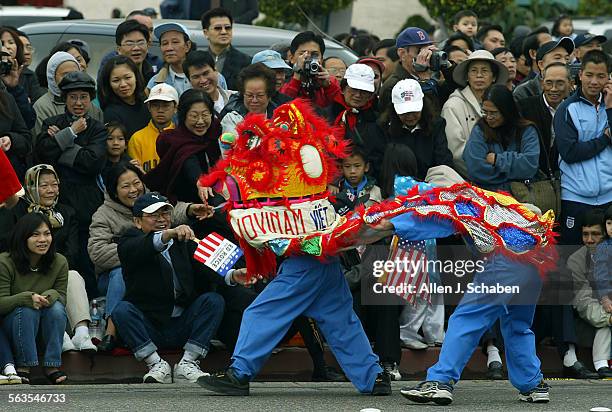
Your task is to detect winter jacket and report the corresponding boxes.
[513,75,542,103]
[0,90,31,180]
[103,100,151,141]
[18,67,46,103]
[441,86,482,176]
[463,124,540,192]
[280,75,342,109]
[32,92,103,140]
[519,94,560,175]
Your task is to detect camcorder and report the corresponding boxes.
[300,52,322,95]
[414,50,451,72]
[0,51,12,76]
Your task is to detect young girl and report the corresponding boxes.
[103,121,143,179]
[0,213,68,384]
[552,14,576,40]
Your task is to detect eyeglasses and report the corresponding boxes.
[143,211,171,220]
[481,109,501,119]
[66,94,91,102]
[244,93,267,101]
[24,45,35,52]
[187,111,212,122]
[327,68,346,76]
[121,40,147,49]
[211,25,232,32]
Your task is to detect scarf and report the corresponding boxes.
[332,93,375,132]
[24,164,64,229]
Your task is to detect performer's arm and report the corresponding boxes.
[373,211,457,240]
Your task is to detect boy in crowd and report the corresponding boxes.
[334,148,382,216]
[128,83,177,173]
[452,10,480,49]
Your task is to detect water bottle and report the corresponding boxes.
[89,299,103,341]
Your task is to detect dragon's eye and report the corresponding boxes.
[300,145,323,178]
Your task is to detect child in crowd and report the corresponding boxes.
[127,83,178,173]
[552,14,576,40]
[104,121,139,178]
[452,10,481,50]
[334,148,382,216]
[593,205,612,317]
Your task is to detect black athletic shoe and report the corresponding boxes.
[597,367,612,379]
[519,380,550,403]
[197,368,249,396]
[486,361,504,380]
[312,366,347,382]
[400,381,454,405]
[563,361,599,379]
[370,371,392,396]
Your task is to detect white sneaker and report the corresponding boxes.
[72,334,97,353]
[401,340,428,350]
[6,374,22,385]
[62,332,76,352]
[143,359,172,384]
[174,359,209,383]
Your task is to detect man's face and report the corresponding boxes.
[397,45,428,73]
[453,16,478,38]
[374,48,395,81]
[148,100,176,128]
[542,66,570,108]
[135,206,172,233]
[19,35,33,66]
[289,41,322,65]
[539,47,570,72]
[118,30,149,65]
[579,62,609,99]
[204,16,233,49]
[495,51,516,81]
[160,31,190,65]
[343,85,373,109]
[342,155,369,186]
[188,64,218,94]
[576,42,602,61]
[448,49,468,65]
[582,224,604,253]
[323,57,346,82]
[482,30,505,51]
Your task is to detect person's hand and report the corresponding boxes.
[70,117,87,134]
[369,218,395,232]
[327,184,339,195]
[231,268,260,286]
[196,182,214,203]
[32,293,50,309]
[189,203,215,220]
[129,159,145,174]
[486,152,496,165]
[604,79,612,109]
[47,125,60,137]
[602,296,612,313]
[316,67,331,87]
[167,225,195,242]
[414,45,436,80]
[0,58,23,88]
[292,51,309,80]
[0,136,11,152]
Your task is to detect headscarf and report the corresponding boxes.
[46,51,80,97]
[24,164,64,229]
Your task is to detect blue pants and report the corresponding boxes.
[426,256,543,393]
[0,324,15,369]
[2,301,66,368]
[112,293,224,361]
[231,256,382,393]
[96,267,126,317]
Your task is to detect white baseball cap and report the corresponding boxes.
[392,79,424,114]
[343,63,375,93]
[144,83,179,104]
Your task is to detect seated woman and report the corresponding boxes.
[35,71,107,297]
[7,165,95,353]
[145,89,221,203]
[463,84,540,192]
[88,162,204,351]
[0,213,68,384]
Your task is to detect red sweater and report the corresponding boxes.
[280,76,342,108]
[0,150,21,204]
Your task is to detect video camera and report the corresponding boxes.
[299,52,322,95]
[413,50,451,73]
[0,51,12,76]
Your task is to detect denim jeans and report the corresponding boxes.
[3,301,67,368]
[0,323,15,369]
[112,293,224,361]
[96,267,126,317]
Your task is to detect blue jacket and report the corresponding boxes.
[553,89,612,205]
[463,124,540,192]
[593,238,612,299]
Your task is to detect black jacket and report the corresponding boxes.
[118,227,224,327]
[220,46,251,91]
[387,117,454,180]
[19,67,46,103]
[519,94,559,174]
[0,90,31,180]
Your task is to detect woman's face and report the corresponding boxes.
[37,172,59,208]
[1,31,17,59]
[467,61,495,92]
[68,47,87,70]
[184,101,213,136]
[107,128,126,158]
[27,222,52,257]
[398,111,422,128]
[482,100,505,128]
[116,170,144,208]
[110,64,137,102]
[243,78,270,114]
[54,61,80,86]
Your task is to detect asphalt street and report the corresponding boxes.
[1,380,611,412]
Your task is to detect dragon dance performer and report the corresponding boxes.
[195,100,557,398]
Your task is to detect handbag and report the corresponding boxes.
[510,129,561,217]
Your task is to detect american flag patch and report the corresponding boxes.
[193,232,243,277]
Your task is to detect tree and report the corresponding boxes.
[258,0,354,28]
[418,0,512,27]
[578,0,612,15]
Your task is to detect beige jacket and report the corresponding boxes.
[441,86,482,177]
[567,246,611,328]
[87,191,190,275]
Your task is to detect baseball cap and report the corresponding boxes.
[144,83,179,104]
[133,192,174,216]
[574,33,607,48]
[396,27,432,48]
[251,50,291,70]
[154,22,190,41]
[356,57,385,75]
[536,37,574,61]
[343,64,375,93]
[392,79,424,114]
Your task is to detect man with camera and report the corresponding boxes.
[280,31,342,109]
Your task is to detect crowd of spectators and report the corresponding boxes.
[0,6,611,386]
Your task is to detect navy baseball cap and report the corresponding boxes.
[535,37,574,61]
[133,192,174,217]
[396,27,432,48]
[574,33,607,48]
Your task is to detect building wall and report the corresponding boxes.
[349,0,432,39]
[64,0,159,19]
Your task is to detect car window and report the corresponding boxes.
[26,33,63,70]
[58,33,117,76]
